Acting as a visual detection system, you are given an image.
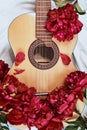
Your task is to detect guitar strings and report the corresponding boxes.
[36,0,51,93]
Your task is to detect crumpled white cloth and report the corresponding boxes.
[73,0,87,72]
[0,0,87,130]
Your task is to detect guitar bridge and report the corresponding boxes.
[35,92,48,96]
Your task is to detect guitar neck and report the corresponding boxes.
[36,0,52,43]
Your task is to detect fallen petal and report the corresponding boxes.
[60,53,71,65]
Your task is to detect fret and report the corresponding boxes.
[36,24,45,28]
[36,6,50,11]
[37,2,50,4]
[36,34,52,37]
[36,35,51,37]
[37,32,51,36]
[36,35,49,37]
[36,0,51,3]
[38,35,52,39]
[36,28,46,31]
[37,37,52,41]
[36,19,47,21]
[36,28,47,33]
[36,22,46,26]
[36,28,48,30]
[36,8,50,11]
[36,36,51,39]
[36,0,50,1]
[36,5,51,8]
[36,9,50,13]
[36,38,52,43]
[37,13,47,18]
[37,36,51,38]
[36,10,50,12]
[36,20,47,23]
[36,31,51,34]
[36,2,51,6]
[36,30,50,32]
[36,20,47,22]
[36,32,51,34]
[36,36,52,39]
[36,38,52,41]
[36,21,46,22]
[36,10,50,13]
[36,27,46,29]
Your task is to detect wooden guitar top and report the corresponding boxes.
[8,14,77,93]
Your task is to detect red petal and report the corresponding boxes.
[7,85,15,93]
[14,69,25,75]
[39,121,63,130]
[0,99,9,106]
[60,53,71,65]
[15,52,25,66]
[58,102,68,114]
[67,93,75,103]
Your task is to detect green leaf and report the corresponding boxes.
[84,98,87,105]
[84,89,87,99]
[0,114,7,124]
[75,107,80,115]
[0,127,3,130]
[80,126,86,130]
[76,116,85,125]
[1,126,9,130]
[66,120,80,126]
[66,116,87,129]
[76,117,87,129]
[83,116,87,121]
[82,116,87,128]
[74,2,86,15]
[54,0,74,7]
[65,125,78,130]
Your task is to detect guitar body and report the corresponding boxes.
[7,1,84,129]
[8,13,77,93]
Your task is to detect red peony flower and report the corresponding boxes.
[65,71,87,101]
[48,86,77,120]
[2,75,20,87]
[0,60,9,82]
[46,4,83,41]
[65,71,87,87]
[7,109,26,125]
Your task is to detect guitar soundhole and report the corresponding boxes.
[28,39,59,70]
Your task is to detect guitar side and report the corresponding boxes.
[8,14,77,93]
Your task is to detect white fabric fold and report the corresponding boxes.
[0,0,87,129]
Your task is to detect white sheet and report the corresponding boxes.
[0,0,87,129]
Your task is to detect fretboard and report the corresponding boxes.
[36,0,52,43]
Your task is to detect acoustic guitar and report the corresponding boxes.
[8,0,77,94]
